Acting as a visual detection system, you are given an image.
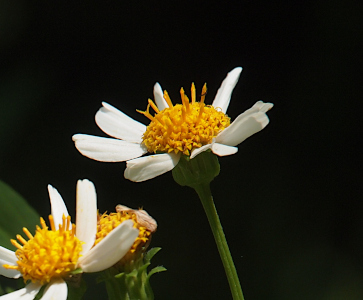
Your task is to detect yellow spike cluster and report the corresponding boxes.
[3,215,82,284]
[138,83,230,156]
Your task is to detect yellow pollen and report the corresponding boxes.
[138,83,230,156]
[3,215,82,285]
[95,211,151,254]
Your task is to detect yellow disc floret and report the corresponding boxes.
[3,215,82,284]
[138,83,231,156]
[95,210,151,255]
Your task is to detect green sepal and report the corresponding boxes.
[99,247,165,300]
[172,150,220,188]
[70,268,83,275]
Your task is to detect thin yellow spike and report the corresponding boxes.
[163,90,173,108]
[66,215,71,231]
[148,99,160,113]
[11,239,23,250]
[48,215,55,231]
[180,87,190,114]
[191,83,196,104]
[23,227,34,240]
[200,83,207,104]
[2,264,18,270]
[137,103,155,122]
[62,214,66,231]
[40,217,47,230]
[16,234,28,245]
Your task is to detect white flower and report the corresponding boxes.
[73,67,273,182]
[0,179,139,300]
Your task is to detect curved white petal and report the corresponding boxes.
[76,179,97,256]
[78,220,139,273]
[0,283,41,299]
[190,143,213,159]
[0,246,21,279]
[211,143,238,156]
[212,67,243,113]
[153,83,168,111]
[47,185,69,230]
[41,279,67,300]
[124,153,181,182]
[73,134,147,162]
[95,102,146,143]
[215,109,271,146]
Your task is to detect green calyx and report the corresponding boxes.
[172,150,220,188]
[99,248,166,300]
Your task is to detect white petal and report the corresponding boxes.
[0,283,41,299]
[153,83,168,111]
[124,153,180,182]
[252,100,274,113]
[78,220,139,273]
[190,143,213,159]
[212,67,243,113]
[73,134,147,162]
[95,102,146,143]
[215,108,271,146]
[48,185,69,230]
[41,279,67,300]
[0,246,21,279]
[211,143,238,156]
[76,179,97,256]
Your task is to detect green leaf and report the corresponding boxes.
[0,180,40,250]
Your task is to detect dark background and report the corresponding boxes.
[1,1,362,299]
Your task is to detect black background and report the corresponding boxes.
[0,1,362,299]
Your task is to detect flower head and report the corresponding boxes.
[96,205,157,272]
[0,180,139,300]
[73,67,273,182]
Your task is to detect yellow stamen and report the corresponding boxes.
[16,234,27,245]
[200,83,207,104]
[163,90,173,108]
[191,83,196,104]
[148,99,160,113]
[23,228,33,240]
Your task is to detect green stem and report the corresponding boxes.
[194,183,245,300]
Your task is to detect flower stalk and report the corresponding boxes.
[194,183,244,300]
[172,151,244,300]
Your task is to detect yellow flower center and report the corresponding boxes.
[3,215,82,284]
[138,83,231,156]
[95,211,151,254]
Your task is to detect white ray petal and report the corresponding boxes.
[0,283,41,299]
[41,279,67,300]
[0,246,21,279]
[190,143,213,159]
[95,102,146,143]
[47,185,69,230]
[212,67,243,113]
[211,143,238,156]
[73,134,147,162]
[124,153,181,182]
[153,83,168,111]
[78,220,139,273]
[215,110,271,146]
[251,101,274,113]
[76,179,97,256]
